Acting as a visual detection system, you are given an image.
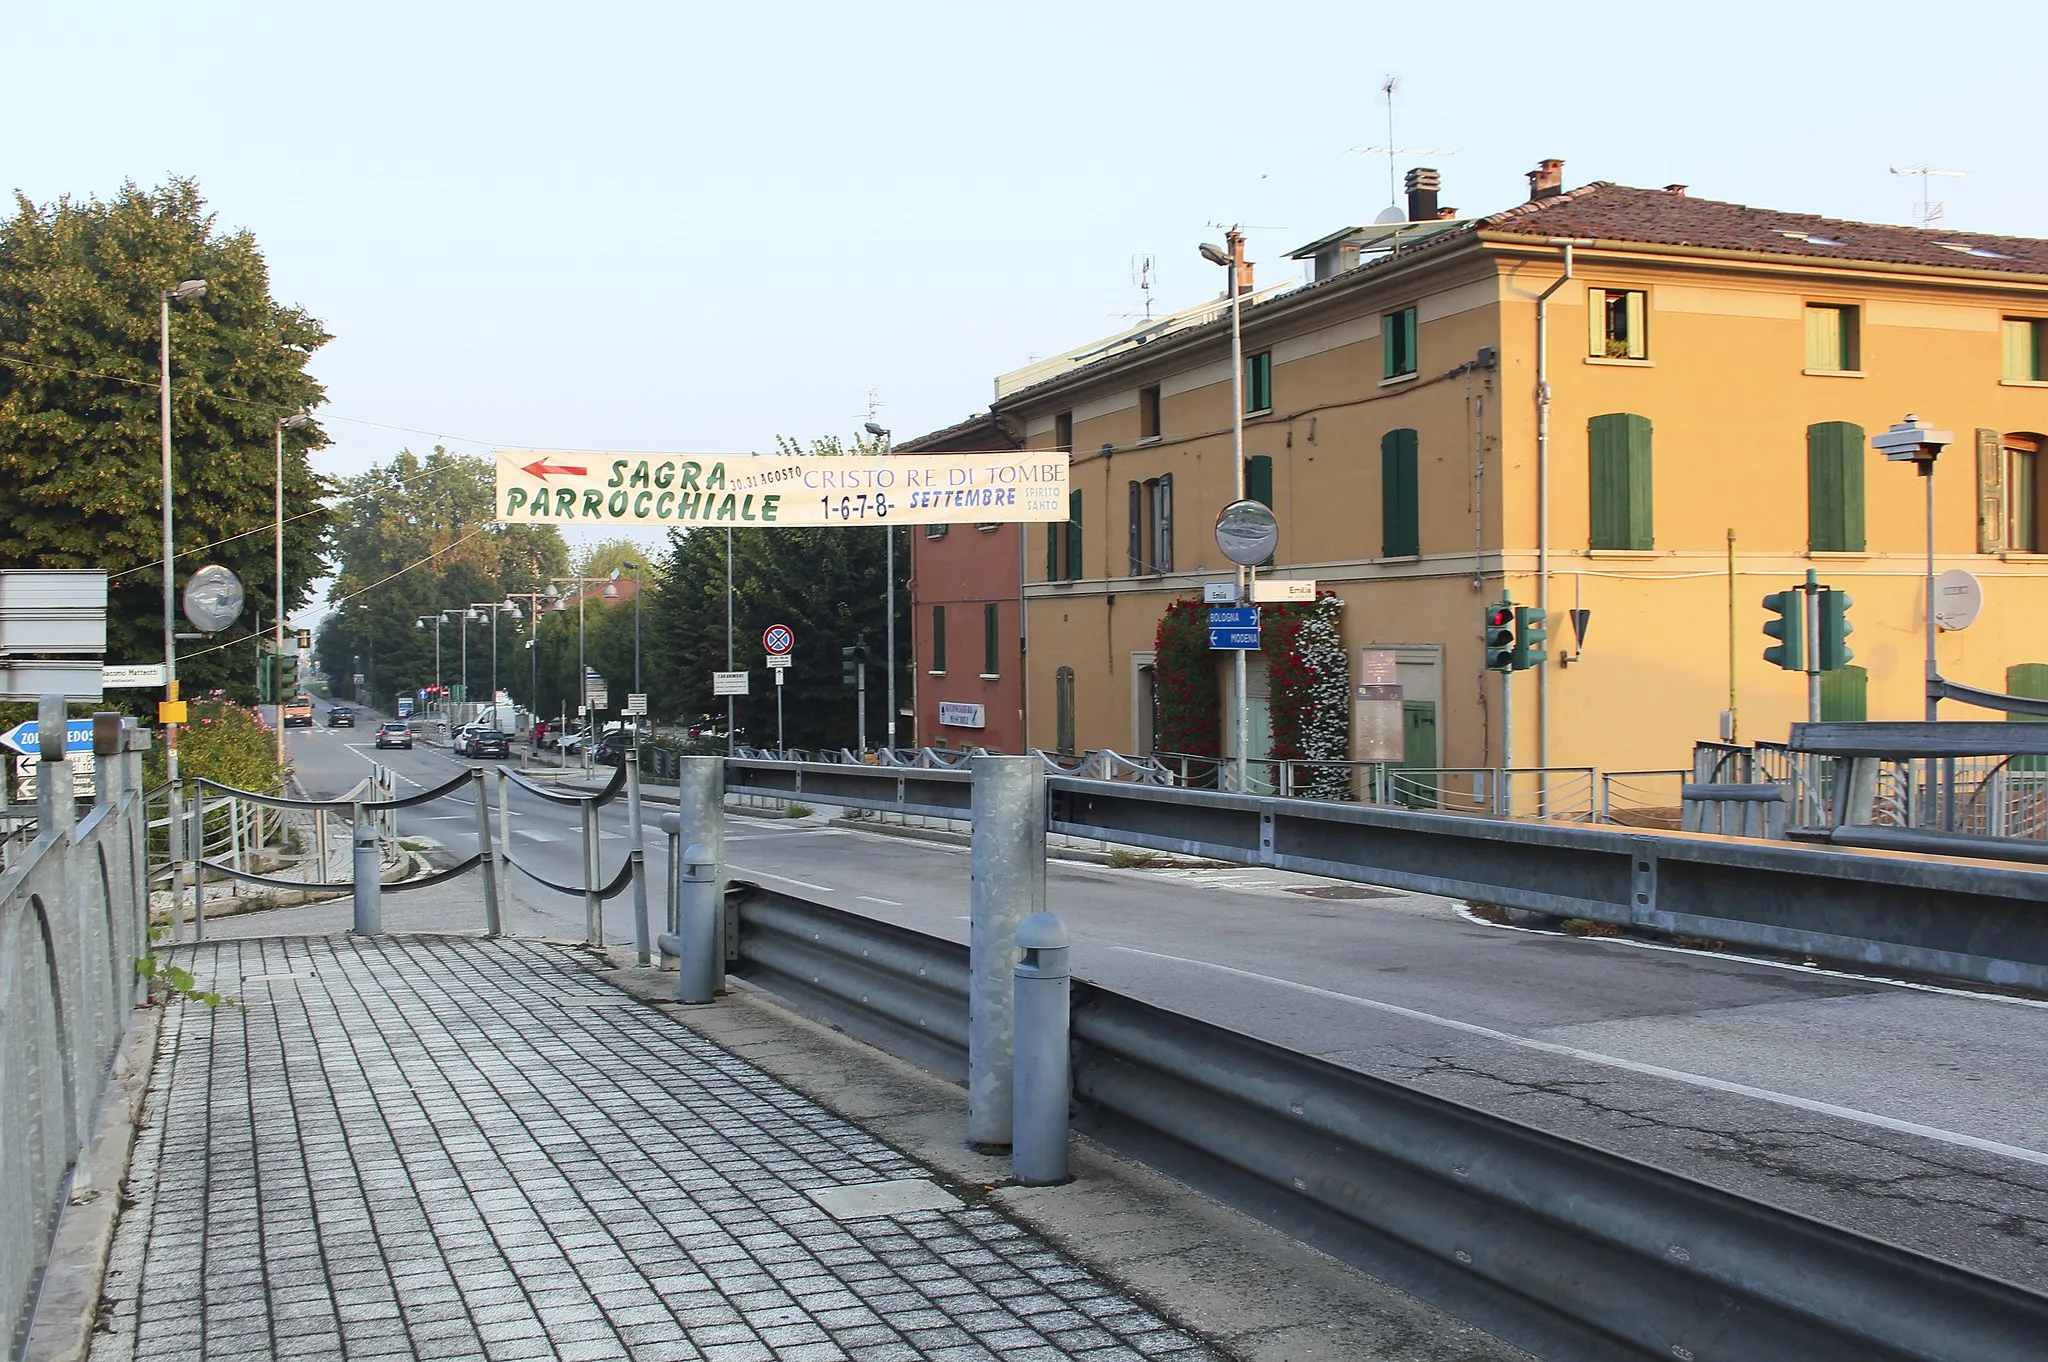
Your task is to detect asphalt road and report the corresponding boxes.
[281,696,2048,1291]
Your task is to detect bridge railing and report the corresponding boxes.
[2,705,152,1355]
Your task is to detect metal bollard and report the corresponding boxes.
[352,815,381,933]
[659,812,682,940]
[967,755,1047,1148]
[626,747,650,966]
[674,757,725,986]
[189,795,207,940]
[1012,911,1071,1186]
[655,843,718,1004]
[471,769,501,936]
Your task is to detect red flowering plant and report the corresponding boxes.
[1260,592,1350,799]
[1153,598,1221,770]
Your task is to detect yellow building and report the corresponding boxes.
[989,162,2048,784]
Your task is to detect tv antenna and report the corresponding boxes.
[1350,76,1457,222]
[1131,254,1156,320]
[1889,165,1967,229]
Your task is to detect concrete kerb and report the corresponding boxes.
[595,947,1533,1362]
[22,1007,163,1362]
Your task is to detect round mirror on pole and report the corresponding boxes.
[183,564,246,633]
[1213,499,1279,567]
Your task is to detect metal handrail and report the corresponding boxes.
[498,760,627,806]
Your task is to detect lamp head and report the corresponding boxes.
[169,278,207,300]
[280,411,314,431]
[1199,243,1231,267]
[864,422,888,438]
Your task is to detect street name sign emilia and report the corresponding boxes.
[493,450,1071,528]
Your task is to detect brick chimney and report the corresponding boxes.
[1227,228,1253,296]
[1527,158,1565,201]
[1404,167,1440,223]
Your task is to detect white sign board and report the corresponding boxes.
[624,693,647,716]
[494,450,1072,530]
[712,671,749,696]
[765,653,792,669]
[1252,579,1316,603]
[586,684,608,710]
[1202,582,1238,605]
[938,701,987,729]
[103,664,167,688]
[13,750,95,801]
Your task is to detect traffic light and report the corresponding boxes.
[1483,602,1515,672]
[841,643,867,688]
[1762,590,1805,672]
[1512,606,1548,671]
[257,654,275,704]
[297,628,311,649]
[1818,589,1854,671]
[275,652,300,697]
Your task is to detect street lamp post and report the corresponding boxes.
[469,601,513,711]
[160,278,206,795]
[1873,414,1955,721]
[274,411,312,766]
[416,615,444,715]
[865,422,896,755]
[552,576,615,768]
[1201,232,1250,790]
[609,563,643,738]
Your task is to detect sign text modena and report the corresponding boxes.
[493,450,1071,529]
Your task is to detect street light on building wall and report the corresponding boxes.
[1199,233,1251,790]
[1872,414,1954,721]
[865,421,897,754]
[160,277,206,794]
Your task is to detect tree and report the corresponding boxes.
[0,178,333,710]
[315,448,567,709]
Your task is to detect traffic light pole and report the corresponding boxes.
[857,656,868,755]
[1804,570,1822,724]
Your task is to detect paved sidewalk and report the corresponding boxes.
[92,936,1218,1362]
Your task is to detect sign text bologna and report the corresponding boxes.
[493,451,1071,529]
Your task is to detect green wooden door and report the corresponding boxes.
[1399,701,1438,809]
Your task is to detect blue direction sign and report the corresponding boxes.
[1208,627,1261,650]
[0,718,96,756]
[1207,607,1257,629]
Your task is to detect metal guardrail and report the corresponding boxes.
[3,711,151,1356]
[723,756,2048,991]
[726,884,2048,1362]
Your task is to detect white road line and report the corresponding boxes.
[728,864,836,894]
[857,895,903,907]
[1109,944,2048,1168]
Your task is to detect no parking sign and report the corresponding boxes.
[762,624,794,656]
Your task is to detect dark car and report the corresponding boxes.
[593,730,633,766]
[374,721,413,750]
[327,707,356,728]
[469,728,510,759]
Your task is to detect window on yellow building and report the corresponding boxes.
[1127,476,1174,576]
[930,606,946,674]
[1588,413,1653,550]
[1805,304,1860,372]
[1383,307,1418,378]
[1139,385,1162,438]
[2005,319,2047,382]
[1381,429,1419,557]
[984,603,1001,678]
[1245,352,1273,412]
[2011,434,2047,553]
[1045,488,1083,581]
[1806,422,1866,553]
[1588,289,1648,360]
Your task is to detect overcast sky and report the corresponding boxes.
[13,0,2044,511]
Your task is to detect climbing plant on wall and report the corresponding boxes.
[1153,598,1220,759]
[1262,593,1351,799]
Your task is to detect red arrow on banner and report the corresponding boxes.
[521,459,588,480]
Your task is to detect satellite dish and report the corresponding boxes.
[1934,568,1982,631]
[1373,204,1406,225]
[182,565,245,634]
[1214,500,1280,566]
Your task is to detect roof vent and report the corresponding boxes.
[1664,183,1688,196]
[1404,167,1441,223]
[1527,158,1564,201]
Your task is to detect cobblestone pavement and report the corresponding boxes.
[93,935,1219,1362]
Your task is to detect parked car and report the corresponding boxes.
[468,728,511,759]
[593,730,633,766]
[326,707,356,728]
[452,722,484,756]
[374,721,413,750]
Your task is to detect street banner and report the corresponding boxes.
[493,450,1070,529]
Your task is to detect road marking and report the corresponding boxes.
[1109,945,2048,1168]
[857,895,903,907]
[728,864,835,894]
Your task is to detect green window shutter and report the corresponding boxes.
[1806,421,1866,552]
[1380,428,1419,557]
[932,606,946,673]
[1065,489,1083,581]
[1401,308,1417,374]
[1244,352,1271,411]
[984,603,1000,677]
[1046,521,1058,581]
[1128,480,1143,575]
[1246,454,1273,508]
[1588,413,1653,550]
[1818,665,1868,722]
[1383,312,1399,378]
